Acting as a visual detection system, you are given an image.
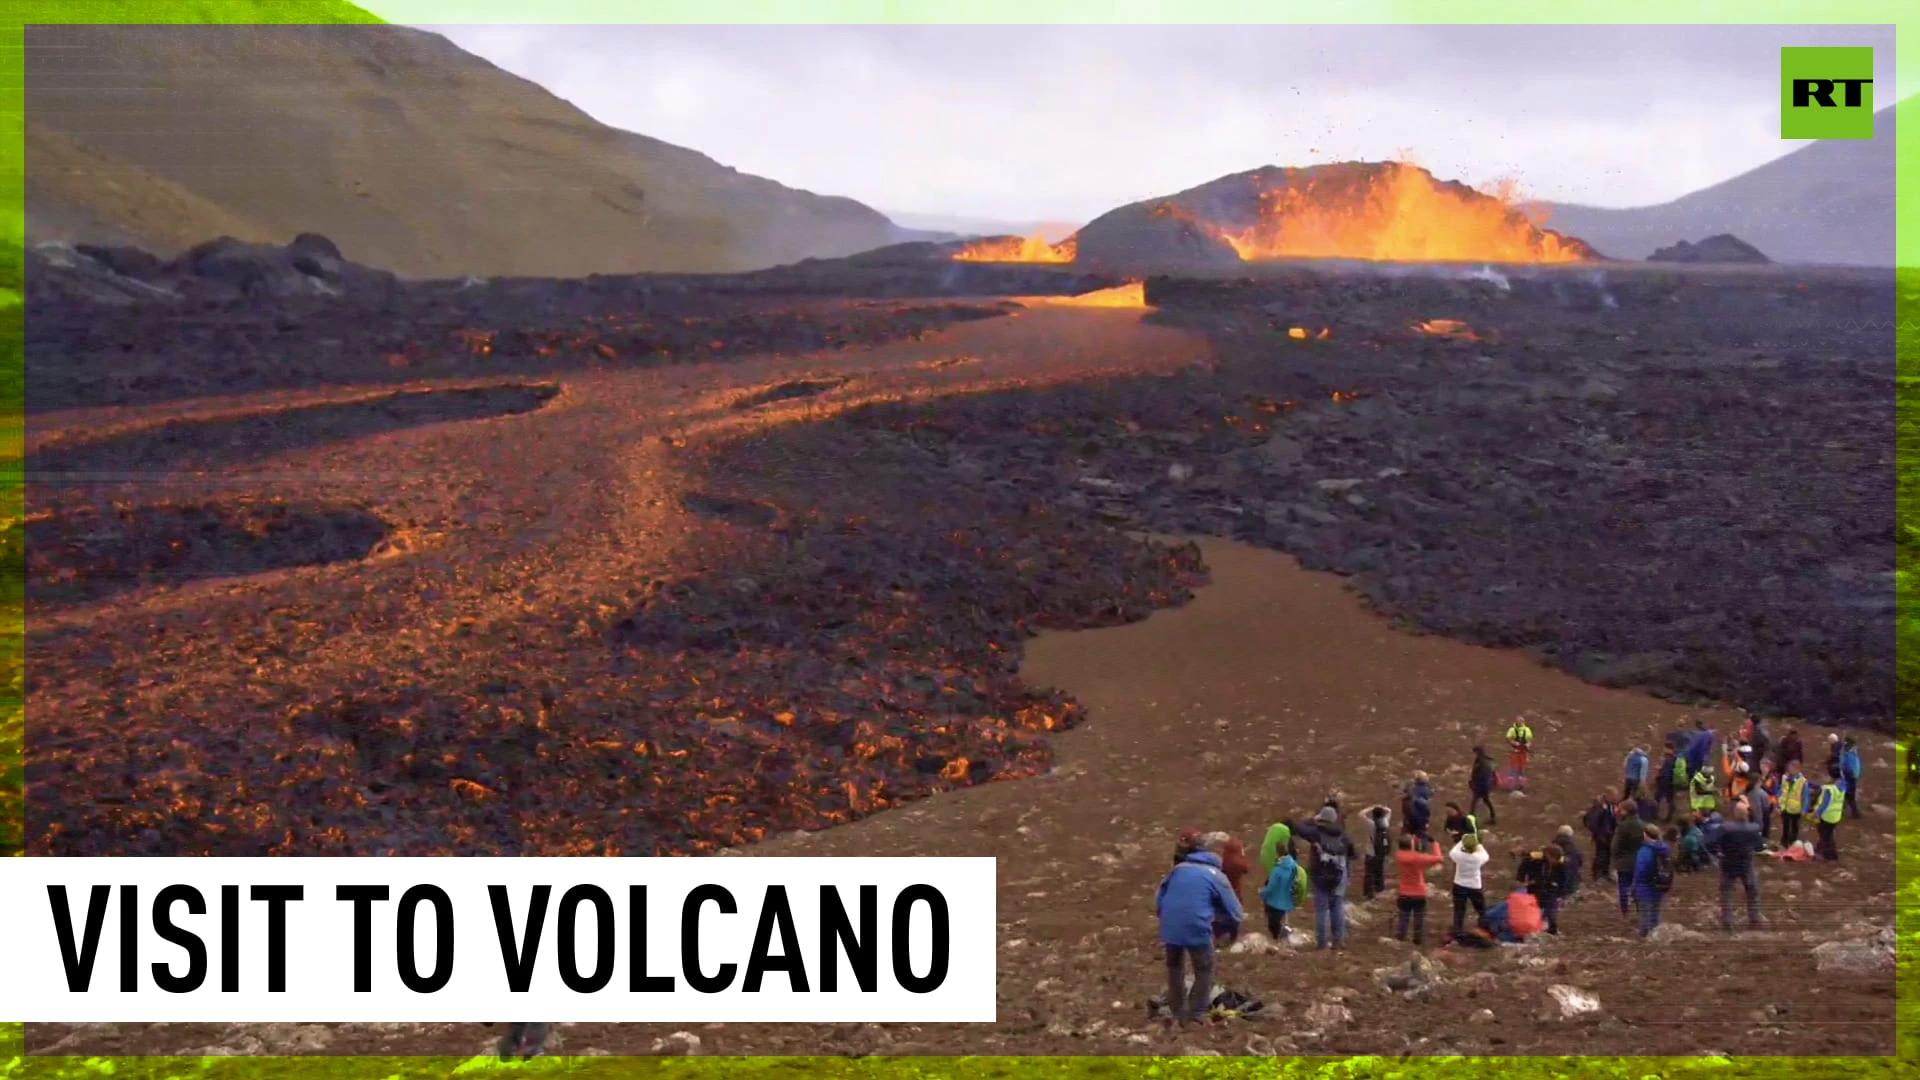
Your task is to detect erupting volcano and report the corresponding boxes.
[1074,161,1600,268]
[951,232,1078,263]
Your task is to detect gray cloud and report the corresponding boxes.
[420,23,1899,224]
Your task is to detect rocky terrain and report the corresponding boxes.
[1649,234,1770,264]
[19,242,1896,1056]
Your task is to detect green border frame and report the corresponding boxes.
[0,3,1914,1076]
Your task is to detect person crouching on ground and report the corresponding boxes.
[1393,833,1445,946]
[1611,799,1646,922]
[1155,832,1244,1026]
[1303,806,1355,950]
[1447,831,1491,935]
[1362,804,1393,899]
[1442,801,1477,845]
[1258,839,1305,940]
[1633,824,1674,937]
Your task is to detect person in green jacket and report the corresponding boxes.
[1611,801,1646,919]
[1258,822,1294,880]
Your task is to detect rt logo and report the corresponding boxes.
[1780,47,1875,139]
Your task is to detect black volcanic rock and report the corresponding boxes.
[1647,234,1770,264]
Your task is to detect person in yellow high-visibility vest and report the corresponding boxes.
[1778,762,1809,849]
[1505,717,1535,779]
[1688,763,1718,814]
[1813,768,1846,861]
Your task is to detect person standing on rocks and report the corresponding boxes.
[1751,761,1780,847]
[1839,736,1863,818]
[1504,716,1535,784]
[1155,833,1244,1025]
[1813,767,1846,860]
[1257,840,1304,940]
[1779,761,1809,850]
[1362,805,1394,899]
[1219,834,1253,904]
[1302,806,1355,950]
[1632,824,1675,937]
[1584,794,1617,881]
[1612,800,1647,922]
[1401,774,1433,840]
[1554,824,1583,900]
[1623,746,1650,804]
[1685,719,1715,776]
[1655,746,1685,822]
[1468,747,1498,826]
[1716,803,1765,930]
[1775,726,1805,774]
[1515,843,1564,935]
[1745,716,1771,775]
[1447,831,1491,935]
[1393,834,1445,946]
[1688,761,1719,816]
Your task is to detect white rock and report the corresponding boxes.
[1168,463,1194,482]
[1228,932,1280,955]
[1549,985,1602,1018]
[1304,1002,1353,1027]
[650,1031,704,1056]
[1812,940,1895,976]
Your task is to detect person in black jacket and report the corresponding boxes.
[1554,825,1583,900]
[1468,746,1498,826]
[1716,804,1766,929]
[1361,805,1393,899]
[1583,794,1617,880]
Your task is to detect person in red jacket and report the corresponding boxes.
[1219,835,1252,900]
[1392,834,1446,946]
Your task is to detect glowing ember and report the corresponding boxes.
[1412,318,1480,341]
[1156,162,1592,264]
[952,232,1078,263]
[1013,281,1148,309]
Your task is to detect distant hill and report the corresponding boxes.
[24,23,908,278]
[885,211,1082,243]
[1529,102,1897,266]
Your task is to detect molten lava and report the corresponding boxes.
[1015,281,1148,309]
[952,232,1078,263]
[1412,318,1481,341]
[1156,162,1593,265]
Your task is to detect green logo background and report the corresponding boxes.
[1780,46,1875,139]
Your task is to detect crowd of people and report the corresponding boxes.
[1152,712,1867,1026]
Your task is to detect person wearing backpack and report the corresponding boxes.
[1553,825,1583,901]
[1257,844,1305,939]
[1361,805,1393,899]
[1611,800,1646,920]
[1257,822,1295,880]
[1392,834,1445,946]
[1632,824,1674,937]
[1301,806,1354,950]
[1155,834,1244,1025]
[1447,832,1491,935]
[1814,767,1846,860]
[1622,746,1649,804]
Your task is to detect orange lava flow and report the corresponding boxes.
[952,232,1078,263]
[1167,162,1592,265]
[1412,318,1481,341]
[1013,281,1148,309]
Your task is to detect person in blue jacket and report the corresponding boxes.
[1623,746,1650,803]
[1684,720,1716,777]
[1156,837,1244,1025]
[1839,736,1863,818]
[1632,824,1674,937]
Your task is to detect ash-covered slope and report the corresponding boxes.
[24,23,906,277]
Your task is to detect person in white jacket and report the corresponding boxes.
[1448,833,1492,935]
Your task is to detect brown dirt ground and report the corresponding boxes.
[25,308,1894,1057]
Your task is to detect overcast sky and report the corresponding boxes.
[420,24,1899,228]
